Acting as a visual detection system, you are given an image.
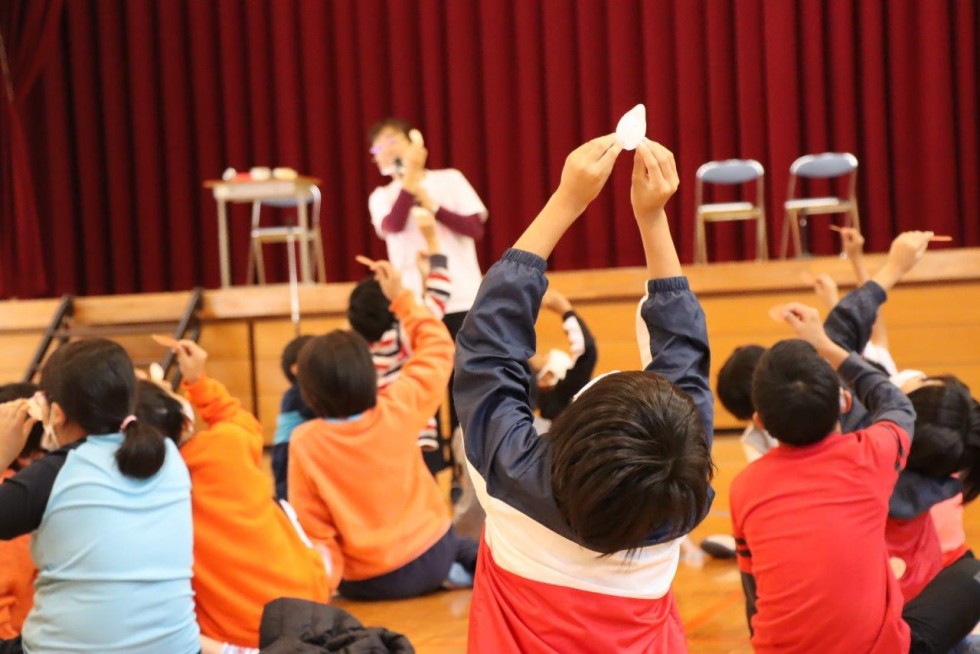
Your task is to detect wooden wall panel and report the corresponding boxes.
[2,249,978,441]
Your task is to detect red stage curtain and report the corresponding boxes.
[0,0,63,297]
[9,0,979,298]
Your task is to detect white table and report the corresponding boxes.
[204,176,322,288]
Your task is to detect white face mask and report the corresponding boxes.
[40,421,60,452]
[28,392,60,452]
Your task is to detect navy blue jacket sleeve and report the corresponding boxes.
[837,353,916,438]
[638,277,714,449]
[824,281,887,353]
[453,249,569,535]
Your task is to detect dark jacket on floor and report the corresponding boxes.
[259,598,414,654]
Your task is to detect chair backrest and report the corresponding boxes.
[789,152,858,179]
[696,159,764,185]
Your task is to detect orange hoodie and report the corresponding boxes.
[289,290,453,584]
[0,469,35,638]
[180,376,330,647]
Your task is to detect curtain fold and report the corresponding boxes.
[0,0,64,297]
[11,0,978,298]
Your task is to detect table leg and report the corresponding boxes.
[218,198,231,288]
[297,194,312,284]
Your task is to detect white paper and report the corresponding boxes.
[615,104,646,151]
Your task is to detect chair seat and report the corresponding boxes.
[698,202,761,221]
[251,225,317,243]
[784,197,852,213]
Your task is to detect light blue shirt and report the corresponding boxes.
[23,434,199,654]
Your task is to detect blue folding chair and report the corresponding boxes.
[694,159,767,264]
[781,153,859,258]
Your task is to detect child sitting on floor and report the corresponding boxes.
[271,334,315,500]
[290,258,477,601]
[454,135,714,652]
[0,339,200,654]
[731,231,980,654]
[813,238,980,604]
[0,384,43,640]
[136,340,330,649]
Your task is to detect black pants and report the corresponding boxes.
[271,441,290,500]
[905,552,980,654]
[421,311,467,477]
[338,527,478,601]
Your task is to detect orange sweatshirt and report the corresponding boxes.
[289,290,454,584]
[0,469,35,638]
[180,375,330,647]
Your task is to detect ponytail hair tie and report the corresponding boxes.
[120,415,138,431]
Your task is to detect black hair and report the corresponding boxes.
[40,339,166,479]
[548,371,714,555]
[717,345,767,420]
[751,340,841,446]
[134,380,188,446]
[367,117,413,146]
[347,277,395,343]
[281,335,315,385]
[297,330,378,419]
[908,376,980,502]
[0,382,44,467]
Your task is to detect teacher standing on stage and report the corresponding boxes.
[367,117,488,430]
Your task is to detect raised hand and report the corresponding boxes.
[630,140,679,225]
[555,134,623,214]
[174,340,208,386]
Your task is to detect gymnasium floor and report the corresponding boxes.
[314,436,980,653]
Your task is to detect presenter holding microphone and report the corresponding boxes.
[367,118,488,435]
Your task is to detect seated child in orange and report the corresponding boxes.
[0,383,43,638]
[290,259,477,600]
[136,341,330,648]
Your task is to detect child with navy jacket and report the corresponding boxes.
[454,135,714,652]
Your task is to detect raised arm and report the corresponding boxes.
[454,134,620,516]
[631,141,714,443]
[824,231,934,353]
[365,260,454,423]
[174,340,264,457]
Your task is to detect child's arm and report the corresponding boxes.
[175,341,264,457]
[631,141,714,446]
[454,135,620,526]
[823,231,933,353]
[287,442,344,589]
[415,213,452,318]
[368,261,454,423]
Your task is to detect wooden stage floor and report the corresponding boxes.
[329,436,980,654]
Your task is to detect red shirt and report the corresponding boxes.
[730,422,911,654]
[885,512,942,602]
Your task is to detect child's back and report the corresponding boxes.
[454,137,714,651]
[21,434,198,653]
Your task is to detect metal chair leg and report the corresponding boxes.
[790,210,804,258]
[313,228,327,283]
[780,210,791,259]
[694,214,707,264]
[756,212,769,262]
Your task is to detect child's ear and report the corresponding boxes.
[290,363,299,376]
[839,389,853,414]
[752,411,766,432]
